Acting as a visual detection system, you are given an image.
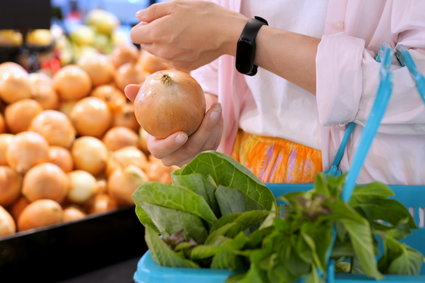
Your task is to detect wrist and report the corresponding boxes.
[220,14,248,56]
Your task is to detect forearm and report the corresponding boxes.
[225,24,319,94]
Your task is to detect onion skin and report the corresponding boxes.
[6,131,49,174]
[63,206,86,222]
[108,165,148,205]
[17,199,63,231]
[91,85,126,112]
[112,103,139,132]
[0,166,22,207]
[28,73,59,110]
[110,44,139,68]
[87,194,117,214]
[30,110,76,148]
[22,163,69,203]
[67,170,97,204]
[134,70,206,139]
[0,69,32,104]
[9,197,30,221]
[0,134,14,165]
[48,146,74,173]
[78,54,114,86]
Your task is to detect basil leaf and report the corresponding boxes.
[132,182,217,223]
[350,182,394,204]
[174,151,275,211]
[145,226,199,268]
[141,202,208,243]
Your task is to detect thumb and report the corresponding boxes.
[135,3,173,22]
[124,84,141,102]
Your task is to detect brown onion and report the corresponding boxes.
[147,155,175,184]
[30,110,76,148]
[78,54,114,86]
[53,65,92,101]
[87,193,117,214]
[28,73,59,109]
[0,67,31,103]
[0,113,5,133]
[102,127,139,151]
[0,166,22,207]
[0,134,13,165]
[110,44,139,68]
[137,50,169,74]
[58,100,78,118]
[70,97,111,138]
[18,199,63,231]
[5,99,43,134]
[71,136,108,176]
[114,63,146,91]
[0,206,16,236]
[48,146,73,172]
[134,70,206,139]
[67,170,97,204]
[22,163,69,203]
[9,197,30,221]
[63,205,86,222]
[6,131,49,173]
[108,165,148,205]
[138,127,149,154]
[112,103,139,131]
[91,85,126,112]
[106,146,148,176]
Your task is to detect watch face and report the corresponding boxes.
[236,39,254,74]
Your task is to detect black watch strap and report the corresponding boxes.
[236,16,268,76]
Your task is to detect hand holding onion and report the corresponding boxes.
[125,70,223,167]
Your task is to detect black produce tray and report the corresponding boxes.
[0,206,147,282]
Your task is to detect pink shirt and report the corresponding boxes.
[192,0,425,185]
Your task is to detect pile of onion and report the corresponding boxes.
[102,127,139,151]
[110,44,139,68]
[0,134,14,165]
[18,199,63,231]
[106,146,148,176]
[53,65,92,101]
[0,206,16,236]
[134,70,206,139]
[91,85,126,112]
[108,165,148,205]
[0,113,5,133]
[112,103,139,131]
[67,170,97,204]
[0,65,31,103]
[63,205,86,222]
[48,146,73,173]
[137,50,169,74]
[0,166,22,206]
[114,63,146,91]
[30,110,76,148]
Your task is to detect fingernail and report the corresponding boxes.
[135,10,144,18]
[175,133,188,144]
[209,104,222,121]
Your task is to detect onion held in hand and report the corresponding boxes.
[134,70,206,139]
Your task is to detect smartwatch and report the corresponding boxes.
[236,16,268,76]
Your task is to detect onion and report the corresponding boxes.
[0,134,13,165]
[108,165,148,205]
[102,127,139,151]
[58,100,77,118]
[6,131,49,173]
[71,136,108,176]
[9,197,30,221]
[91,85,126,112]
[110,44,139,68]
[134,70,206,139]
[22,163,69,203]
[147,155,175,184]
[30,110,76,148]
[94,178,107,195]
[53,65,92,101]
[0,113,5,133]
[0,166,22,207]
[0,206,16,236]
[63,205,86,222]
[106,146,148,176]
[112,103,139,131]
[70,97,111,137]
[137,50,169,74]
[138,127,149,154]
[28,73,59,109]
[0,67,31,103]
[67,170,97,204]
[0,62,26,74]
[4,99,43,134]
[17,199,63,231]
[87,193,117,214]
[48,146,73,172]
[114,63,146,91]
[78,54,114,86]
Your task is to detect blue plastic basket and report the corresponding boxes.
[134,44,425,283]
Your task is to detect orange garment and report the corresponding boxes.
[232,131,322,183]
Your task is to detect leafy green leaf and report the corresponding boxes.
[350,182,394,204]
[144,226,199,268]
[211,233,249,270]
[135,204,158,232]
[141,202,208,243]
[132,182,217,223]
[215,186,263,216]
[305,268,325,283]
[172,173,220,216]
[174,151,275,211]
